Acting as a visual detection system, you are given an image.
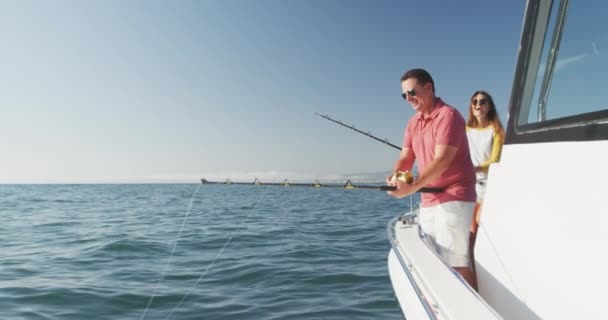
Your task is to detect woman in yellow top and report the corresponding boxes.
[466,91,504,267]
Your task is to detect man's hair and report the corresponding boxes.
[400,68,435,93]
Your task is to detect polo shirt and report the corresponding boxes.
[402,98,476,207]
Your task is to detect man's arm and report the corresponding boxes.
[393,147,415,175]
[411,144,458,190]
[388,143,458,198]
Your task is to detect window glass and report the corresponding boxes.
[527,0,608,123]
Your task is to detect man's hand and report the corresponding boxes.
[385,171,397,184]
[387,177,418,199]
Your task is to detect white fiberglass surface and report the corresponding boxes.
[391,222,502,320]
[388,249,433,320]
[475,140,608,319]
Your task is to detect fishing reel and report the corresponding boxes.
[392,170,414,184]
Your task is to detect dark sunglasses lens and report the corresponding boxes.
[402,89,416,100]
[473,99,488,106]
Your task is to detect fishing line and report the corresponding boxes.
[165,182,276,319]
[139,183,202,320]
[479,223,525,301]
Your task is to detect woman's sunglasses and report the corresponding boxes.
[472,98,488,106]
[401,89,416,100]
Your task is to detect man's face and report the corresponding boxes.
[401,78,433,113]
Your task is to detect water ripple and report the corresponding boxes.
[0,184,410,319]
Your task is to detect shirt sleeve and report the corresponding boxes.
[434,109,465,148]
[479,131,504,172]
[402,117,414,149]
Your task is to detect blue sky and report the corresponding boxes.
[1,0,525,183]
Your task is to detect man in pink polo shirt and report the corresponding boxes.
[387,68,477,288]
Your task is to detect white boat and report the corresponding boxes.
[387,0,608,319]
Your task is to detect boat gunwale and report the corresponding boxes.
[388,213,440,319]
[388,210,503,319]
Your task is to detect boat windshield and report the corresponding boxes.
[516,0,608,130]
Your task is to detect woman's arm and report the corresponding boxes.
[478,132,504,172]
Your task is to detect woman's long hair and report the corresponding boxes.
[467,90,504,136]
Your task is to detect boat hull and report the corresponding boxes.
[388,248,435,319]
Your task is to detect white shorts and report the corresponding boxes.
[476,180,487,202]
[419,201,475,267]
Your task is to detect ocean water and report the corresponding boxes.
[1,184,417,320]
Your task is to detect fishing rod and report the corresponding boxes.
[201,178,443,193]
[314,112,402,151]
[311,113,447,193]
[356,185,443,193]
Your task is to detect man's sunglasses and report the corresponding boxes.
[401,89,416,100]
[472,98,488,106]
